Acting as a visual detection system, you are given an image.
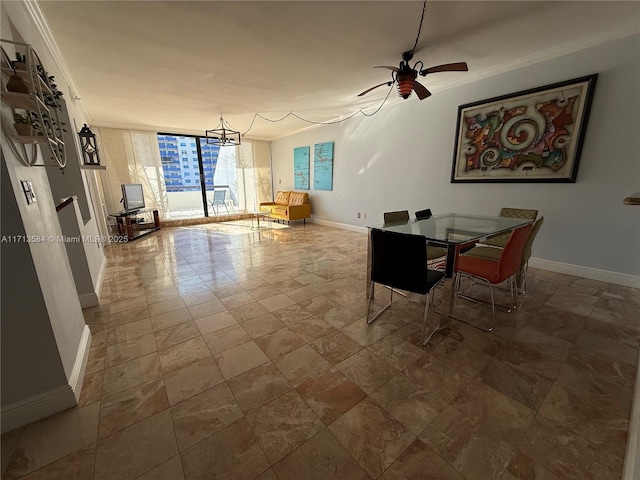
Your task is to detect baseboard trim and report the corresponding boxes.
[313,219,640,288]
[309,217,368,234]
[78,255,107,308]
[1,385,77,434]
[1,327,91,433]
[94,255,107,304]
[623,349,640,479]
[68,326,92,402]
[529,258,640,288]
[78,292,99,308]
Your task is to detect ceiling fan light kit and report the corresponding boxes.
[396,69,417,99]
[358,1,469,101]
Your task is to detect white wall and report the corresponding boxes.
[1,1,97,431]
[272,34,640,284]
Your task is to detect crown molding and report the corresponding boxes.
[428,22,640,95]
[22,0,92,121]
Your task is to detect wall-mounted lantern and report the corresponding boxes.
[78,124,101,166]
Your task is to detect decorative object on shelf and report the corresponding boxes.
[12,52,26,71]
[36,69,64,107]
[6,73,28,93]
[313,142,334,191]
[13,113,33,136]
[205,115,241,147]
[30,111,66,135]
[78,124,101,166]
[293,146,310,190]
[451,74,598,183]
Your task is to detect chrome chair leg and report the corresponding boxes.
[385,286,407,297]
[451,272,494,332]
[366,281,393,325]
[518,263,529,294]
[488,282,495,319]
[421,289,441,346]
[509,276,519,311]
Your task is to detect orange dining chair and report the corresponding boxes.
[453,223,533,331]
[463,217,544,294]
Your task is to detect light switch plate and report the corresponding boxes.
[21,180,37,204]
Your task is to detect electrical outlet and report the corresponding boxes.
[278,179,282,184]
[357,212,361,218]
[363,213,367,219]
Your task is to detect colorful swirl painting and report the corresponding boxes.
[451,75,597,183]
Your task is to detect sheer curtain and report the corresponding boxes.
[97,127,271,219]
[229,140,272,211]
[97,128,168,218]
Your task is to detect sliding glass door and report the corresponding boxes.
[157,134,214,218]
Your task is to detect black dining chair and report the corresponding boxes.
[415,209,448,266]
[383,210,410,224]
[380,210,412,297]
[366,229,445,345]
[415,208,432,220]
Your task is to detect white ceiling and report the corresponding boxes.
[37,1,639,141]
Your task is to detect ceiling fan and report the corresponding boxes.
[358,51,468,100]
[357,1,468,101]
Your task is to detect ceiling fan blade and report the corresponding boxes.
[358,81,393,97]
[412,81,432,100]
[373,65,399,72]
[420,62,468,75]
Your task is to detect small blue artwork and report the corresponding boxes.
[313,142,334,191]
[293,146,310,190]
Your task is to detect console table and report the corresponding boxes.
[111,209,160,241]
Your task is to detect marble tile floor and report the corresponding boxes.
[2,223,639,480]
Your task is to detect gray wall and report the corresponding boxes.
[1,1,102,430]
[1,158,69,406]
[271,34,640,282]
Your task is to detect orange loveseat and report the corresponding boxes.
[259,191,311,224]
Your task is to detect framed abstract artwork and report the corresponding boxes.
[451,74,598,183]
[314,142,334,191]
[293,146,310,190]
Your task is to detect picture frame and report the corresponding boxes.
[313,142,334,191]
[293,146,310,190]
[451,74,598,183]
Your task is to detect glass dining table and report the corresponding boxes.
[366,213,533,323]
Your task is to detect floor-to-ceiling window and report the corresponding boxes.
[97,128,272,221]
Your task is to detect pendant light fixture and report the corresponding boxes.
[205,115,241,147]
